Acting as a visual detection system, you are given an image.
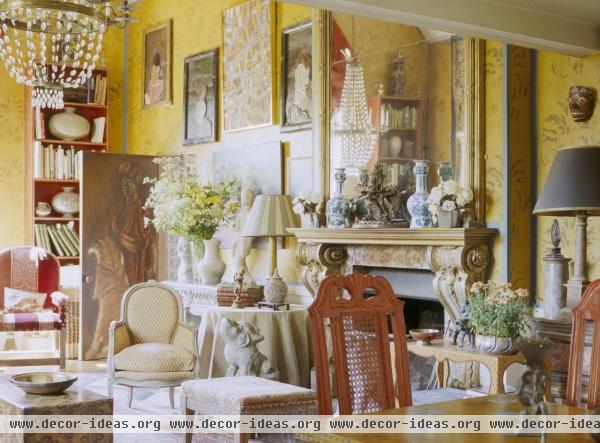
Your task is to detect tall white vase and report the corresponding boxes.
[176,237,193,283]
[196,239,226,284]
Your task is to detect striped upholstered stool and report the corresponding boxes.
[180,376,317,443]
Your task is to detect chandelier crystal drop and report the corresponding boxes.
[32,82,64,109]
[331,48,376,173]
[0,0,139,108]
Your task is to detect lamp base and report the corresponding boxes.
[264,269,288,304]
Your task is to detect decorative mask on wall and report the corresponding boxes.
[568,86,595,122]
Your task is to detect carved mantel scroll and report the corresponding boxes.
[290,228,496,322]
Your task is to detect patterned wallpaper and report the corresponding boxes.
[536,52,600,295]
[110,0,313,294]
[0,69,24,248]
[484,41,505,283]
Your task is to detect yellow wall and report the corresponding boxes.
[484,41,505,283]
[0,70,25,248]
[112,0,314,297]
[536,52,600,293]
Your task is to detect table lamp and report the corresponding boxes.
[242,194,299,306]
[533,146,600,311]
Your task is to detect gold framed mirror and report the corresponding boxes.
[313,10,486,224]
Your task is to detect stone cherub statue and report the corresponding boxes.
[230,186,255,284]
[353,164,396,227]
[218,318,280,380]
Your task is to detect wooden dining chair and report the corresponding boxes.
[566,279,600,409]
[308,273,412,414]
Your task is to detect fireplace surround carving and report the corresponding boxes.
[290,228,496,323]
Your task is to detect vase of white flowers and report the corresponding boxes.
[427,180,473,228]
[144,156,239,284]
[293,192,323,228]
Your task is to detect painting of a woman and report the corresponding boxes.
[143,21,172,108]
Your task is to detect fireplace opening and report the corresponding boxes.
[398,296,445,333]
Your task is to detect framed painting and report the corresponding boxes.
[281,20,313,132]
[223,0,274,132]
[183,48,218,144]
[143,20,172,109]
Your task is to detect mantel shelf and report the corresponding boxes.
[288,227,498,247]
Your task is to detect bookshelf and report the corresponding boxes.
[367,95,423,175]
[24,67,108,265]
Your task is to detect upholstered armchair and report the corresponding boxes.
[107,281,199,408]
[0,246,68,368]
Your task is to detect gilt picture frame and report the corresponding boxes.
[183,48,219,144]
[281,20,313,132]
[143,20,173,109]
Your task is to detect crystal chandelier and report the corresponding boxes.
[0,0,138,108]
[331,48,376,174]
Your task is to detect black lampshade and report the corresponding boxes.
[533,146,600,216]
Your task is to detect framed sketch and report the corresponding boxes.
[183,49,218,144]
[223,0,274,132]
[143,20,172,109]
[281,21,313,132]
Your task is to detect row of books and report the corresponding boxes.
[34,222,80,257]
[33,142,83,180]
[378,104,418,129]
[63,74,108,105]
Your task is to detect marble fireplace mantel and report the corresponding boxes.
[289,227,497,322]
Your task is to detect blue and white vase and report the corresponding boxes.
[326,168,351,228]
[407,160,433,228]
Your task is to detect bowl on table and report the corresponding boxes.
[9,372,77,395]
[409,329,439,346]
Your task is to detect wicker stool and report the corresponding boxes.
[180,376,317,443]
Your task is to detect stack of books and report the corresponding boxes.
[34,222,80,257]
[216,284,262,307]
[92,74,107,105]
[379,103,418,129]
[33,142,83,180]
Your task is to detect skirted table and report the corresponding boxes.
[197,305,312,388]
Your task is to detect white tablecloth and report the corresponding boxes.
[196,305,312,388]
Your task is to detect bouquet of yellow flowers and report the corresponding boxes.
[143,156,239,240]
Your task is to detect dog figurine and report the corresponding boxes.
[218,318,280,380]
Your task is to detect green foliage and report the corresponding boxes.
[468,281,530,338]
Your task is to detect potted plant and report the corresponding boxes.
[468,281,530,355]
[292,192,323,228]
[427,180,473,228]
[144,155,239,284]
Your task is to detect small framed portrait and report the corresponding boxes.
[183,49,219,144]
[281,20,312,132]
[143,20,172,109]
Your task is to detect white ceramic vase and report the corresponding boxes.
[48,107,90,141]
[437,209,460,228]
[51,187,79,217]
[196,239,226,285]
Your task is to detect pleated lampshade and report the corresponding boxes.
[242,194,299,237]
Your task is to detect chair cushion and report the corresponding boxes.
[1,312,62,331]
[114,370,195,382]
[4,287,46,313]
[114,343,194,372]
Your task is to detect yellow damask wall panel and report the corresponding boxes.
[104,27,124,152]
[484,41,504,283]
[118,0,313,295]
[507,46,532,290]
[0,69,24,248]
[536,51,600,295]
